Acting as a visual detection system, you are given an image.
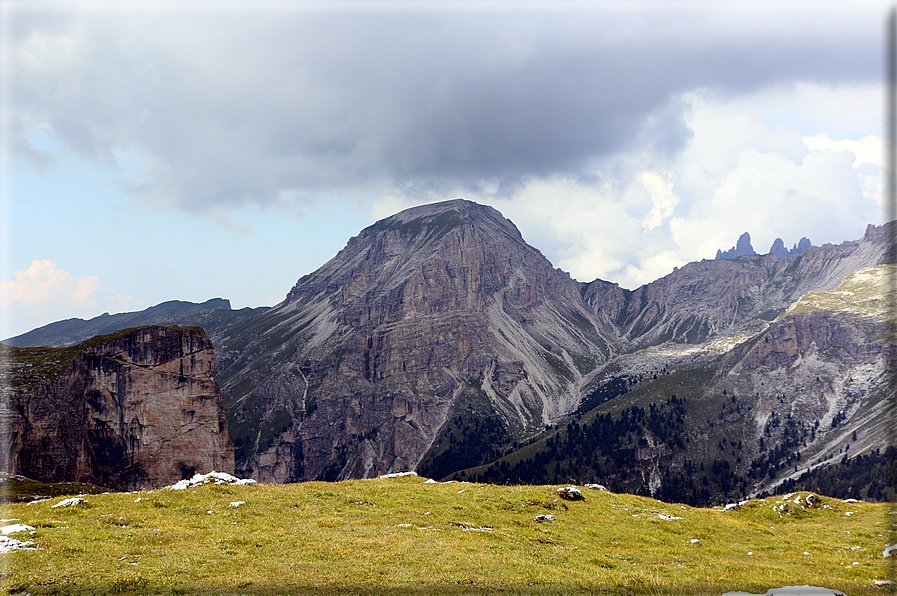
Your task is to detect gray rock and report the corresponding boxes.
[716,232,756,259]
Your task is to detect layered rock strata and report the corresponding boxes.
[1,326,234,490]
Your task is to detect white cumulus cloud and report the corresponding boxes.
[0,260,140,338]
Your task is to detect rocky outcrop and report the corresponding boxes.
[716,232,756,259]
[770,237,812,260]
[0,326,234,490]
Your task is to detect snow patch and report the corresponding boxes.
[556,486,583,500]
[0,535,35,554]
[166,471,257,490]
[51,497,86,508]
[377,471,418,479]
[0,524,34,535]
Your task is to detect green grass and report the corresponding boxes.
[2,477,894,595]
[784,265,892,319]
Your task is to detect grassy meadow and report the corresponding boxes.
[1,475,894,595]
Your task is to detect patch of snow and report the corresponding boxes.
[0,535,35,554]
[845,512,855,516]
[882,544,897,557]
[844,498,859,503]
[134,498,141,503]
[534,514,555,522]
[717,503,740,512]
[689,538,700,544]
[424,479,437,484]
[457,525,493,532]
[0,524,34,535]
[0,519,19,523]
[377,471,418,479]
[556,486,583,500]
[803,552,811,556]
[876,580,896,586]
[229,501,245,507]
[166,471,257,490]
[457,489,466,494]
[584,484,608,491]
[51,497,85,508]
[658,514,683,521]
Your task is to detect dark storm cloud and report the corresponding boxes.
[6,2,885,212]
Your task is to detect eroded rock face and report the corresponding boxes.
[1,326,234,490]
[217,199,617,482]
[583,222,893,348]
[214,200,893,484]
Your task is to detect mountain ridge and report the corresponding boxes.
[4,200,893,503]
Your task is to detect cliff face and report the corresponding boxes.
[215,200,617,482]
[1,326,234,490]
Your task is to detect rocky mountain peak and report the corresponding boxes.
[715,232,756,259]
[283,198,546,315]
[376,199,521,239]
[770,236,812,260]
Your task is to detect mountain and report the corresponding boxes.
[0,326,234,490]
[2,298,265,349]
[452,262,894,503]
[213,201,892,490]
[213,200,618,482]
[6,200,893,504]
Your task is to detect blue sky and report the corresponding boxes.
[1,1,890,339]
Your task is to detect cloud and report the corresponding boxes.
[0,260,140,337]
[370,84,883,289]
[5,3,886,219]
[639,169,679,230]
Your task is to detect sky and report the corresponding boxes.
[0,0,891,339]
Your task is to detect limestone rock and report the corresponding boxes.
[217,199,617,482]
[770,237,812,260]
[716,232,756,259]
[1,326,234,490]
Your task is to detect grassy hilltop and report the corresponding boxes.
[1,475,894,595]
